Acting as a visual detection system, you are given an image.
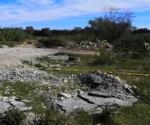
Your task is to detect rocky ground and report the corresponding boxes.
[0,47,57,114]
[0,47,138,125]
[54,71,137,113]
[0,66,62,84]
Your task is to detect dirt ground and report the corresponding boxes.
[0,47,57,66]
[0,47,97,66]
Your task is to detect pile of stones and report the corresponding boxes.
[67,40,113,51]
[77,41,99,49]
[66,41,100,50]
[54,71,137,114]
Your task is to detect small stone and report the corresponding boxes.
[115,76,122,82]
[58,93,72,98]
[77,89,85,95]
[63,79,68,83]
[133,85,137,90]
[22,99,31,103]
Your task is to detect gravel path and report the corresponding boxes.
[0,47,57,66]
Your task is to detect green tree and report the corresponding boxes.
[89,7,133,41]
[25,26,34,35]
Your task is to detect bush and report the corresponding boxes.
[95,51,116,65]
[0,28,29,46]
[114,33,150,58]
[94,42,116,65]
[37,38,66,48]
[32,110,75,125]
[0,109,25,125]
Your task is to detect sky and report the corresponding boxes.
[0,0,150,29]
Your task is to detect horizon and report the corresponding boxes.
[0,0,150,29]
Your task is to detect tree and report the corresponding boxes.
[25,26,34,35]
[88,7,133,41]
[41,28,50,36]
[132,28,150,34]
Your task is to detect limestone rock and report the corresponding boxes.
[0,101,11,113]
[55,97,97,113]
[54,71,137,114]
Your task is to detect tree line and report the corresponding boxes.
[0,8,150,57]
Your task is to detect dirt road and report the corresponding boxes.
[0,48,57,66]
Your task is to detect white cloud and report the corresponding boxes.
[0,0,150,24]
[31,0,54,4]
[18,0,54,5]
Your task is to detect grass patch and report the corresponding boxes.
[109,76,150,125]
[113,103,150,125]
[0,81,35,98]
[24,53,150,76]
[0,81,47,114]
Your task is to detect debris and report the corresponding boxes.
[54,71,137,113]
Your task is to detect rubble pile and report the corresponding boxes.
[54,71,137,113]
[66,41,100,50]
[67,40,113,51]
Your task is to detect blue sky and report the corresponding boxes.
[0,0,150,29]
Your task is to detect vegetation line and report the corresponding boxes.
[109,71,150,77]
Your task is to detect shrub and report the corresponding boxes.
[92,107,113,125]
[0,109,25,125]
[114,34,150,58]
[32,110,75,125]
[94,42,116,65]
[95,51,116,65]
[37,38,66,48]
[0,28,29,46]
